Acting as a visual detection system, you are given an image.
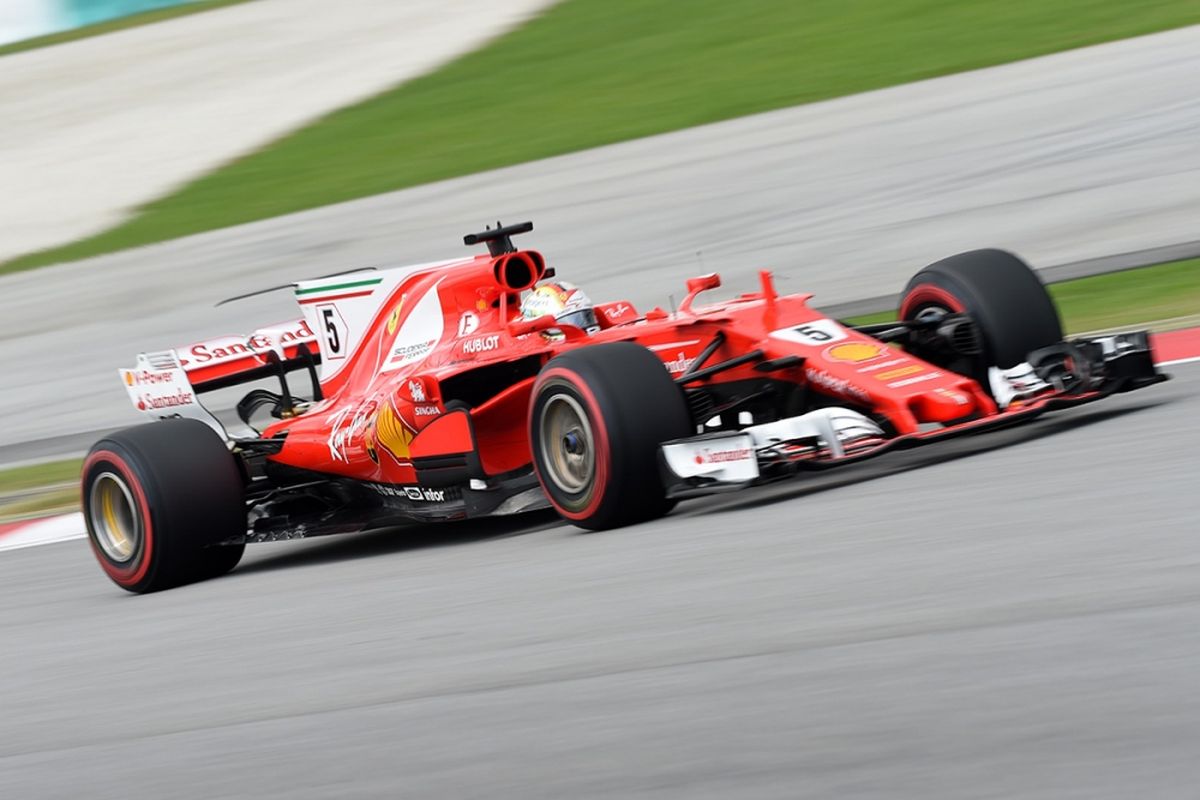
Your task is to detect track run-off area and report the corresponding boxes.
[0,0,555,263]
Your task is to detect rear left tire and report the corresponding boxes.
[83,418,246,593]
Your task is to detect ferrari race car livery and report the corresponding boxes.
[83,222,1167,592]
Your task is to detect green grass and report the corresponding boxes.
[1048,259,1200,331]
[0,459,82,493]
[7,0,1200,272]
[0,0,253,58]
[843,258,1200,333]
[0,459,81,523]
[844,310,906,327]
[0,489,80,522]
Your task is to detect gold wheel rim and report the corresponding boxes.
[89,471,140,563]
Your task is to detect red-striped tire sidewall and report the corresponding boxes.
[899,282,966,318]
[529,366,612,521]
[900,250,1063,369]
[82,448,156,589]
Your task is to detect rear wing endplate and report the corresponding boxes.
[119,319,322,439]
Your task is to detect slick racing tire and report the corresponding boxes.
[531,342,692,530]
[899,249,1062,369]
[82,419,246,593]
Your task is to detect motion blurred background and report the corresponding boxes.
[1,0,189,44]
[1,1,1198,797]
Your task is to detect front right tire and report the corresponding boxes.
[899,248,1062,369]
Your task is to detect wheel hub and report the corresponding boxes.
[88,471,141,563]
[540,394,595,494]
[562,431,584,454]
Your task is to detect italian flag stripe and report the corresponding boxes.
[297,290,376,304]
[295,277,382,296]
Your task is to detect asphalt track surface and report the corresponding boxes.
[1,363,1196,798]
[3,25,1200,458]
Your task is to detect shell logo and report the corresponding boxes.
[824,342,888,364]
[877,364,923,381]
[369,399,414,463]
[124,371,134,386]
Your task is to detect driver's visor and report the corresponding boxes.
[555,308,599,332]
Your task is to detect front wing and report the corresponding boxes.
[659,330,1166,499]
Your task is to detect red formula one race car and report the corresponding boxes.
[82,222,1166,592]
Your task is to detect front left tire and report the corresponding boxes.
[530,342,692,530]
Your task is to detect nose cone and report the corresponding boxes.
[908,386,978,423]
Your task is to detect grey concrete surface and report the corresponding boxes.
[0,0,555,262]
[0,364,1195,798]
[3,25,1200,452]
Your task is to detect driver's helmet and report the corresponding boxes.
[520,281,599,333]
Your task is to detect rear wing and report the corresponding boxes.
[120,319,322,438]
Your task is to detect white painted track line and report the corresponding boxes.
[0,512,85,551]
